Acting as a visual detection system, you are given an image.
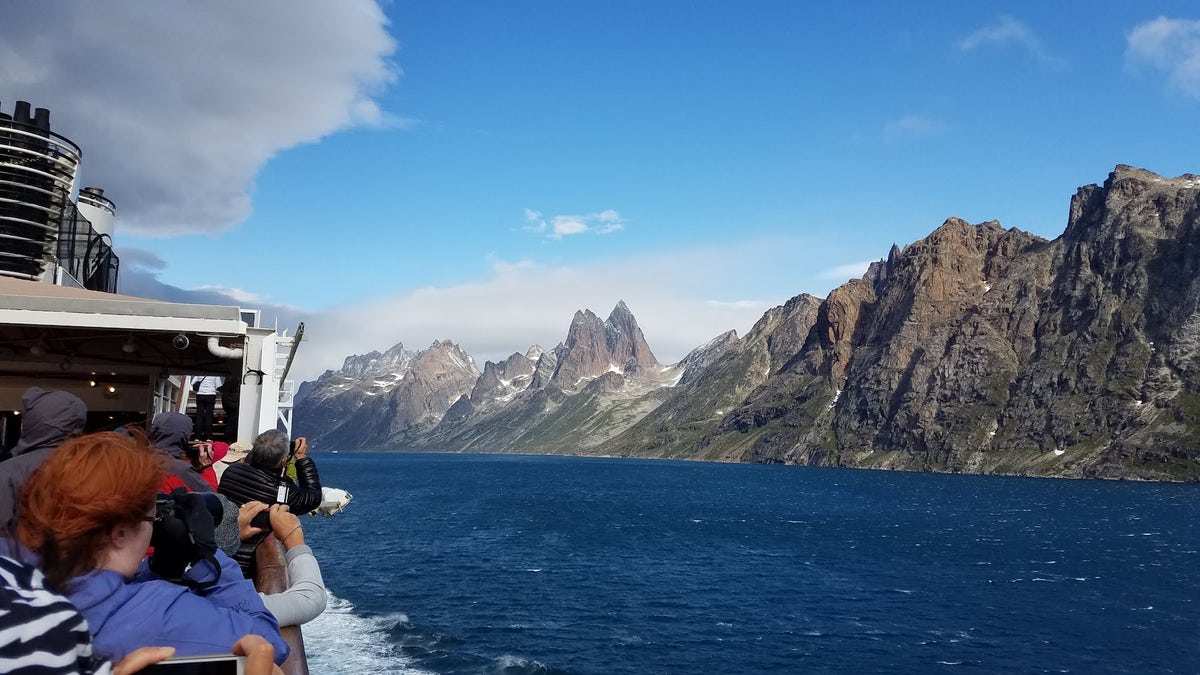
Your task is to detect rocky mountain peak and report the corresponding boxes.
[1066,165,1200,244]
[548,301,659,389]
[411,340,478,380]
[604,300,658,372]
[338,341,413,379]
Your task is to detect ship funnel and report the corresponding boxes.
[0,100,83,280]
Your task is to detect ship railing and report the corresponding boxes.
[255,537,309,675]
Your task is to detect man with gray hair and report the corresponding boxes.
[218,429,322,576]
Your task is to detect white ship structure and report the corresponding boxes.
[0,99,299,447]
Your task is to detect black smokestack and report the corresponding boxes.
[33,107,50,131]
[13,100,32,125]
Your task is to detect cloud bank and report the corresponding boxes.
[0,1,396,236]
[1127,17,1200,100]
[120,239,799,384]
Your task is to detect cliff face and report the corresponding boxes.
[604,293,823,460]
[298,166,1200,481]
[683,166,1200,480]
[294,340,478,449]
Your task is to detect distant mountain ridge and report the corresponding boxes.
[295,166,1200,481]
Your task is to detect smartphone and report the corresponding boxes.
[142,653,245,674]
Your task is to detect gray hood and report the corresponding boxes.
[12,388,87,456]
[150,412,193,455]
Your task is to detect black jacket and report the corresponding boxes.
[218,457,322,576]
[218,457,322,514]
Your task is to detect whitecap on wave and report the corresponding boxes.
[304,591,431,675]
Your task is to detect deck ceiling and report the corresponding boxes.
[0,277,246,378]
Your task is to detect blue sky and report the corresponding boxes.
[2,2,1199,380]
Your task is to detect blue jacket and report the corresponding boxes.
[66,550,289,665]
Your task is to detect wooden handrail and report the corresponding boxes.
[255,537,309,675]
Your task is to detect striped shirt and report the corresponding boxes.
[0,556,111,674]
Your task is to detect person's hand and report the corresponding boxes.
[238,500,270,540]
[112,646,175,674]
[269,503,304,548]
[187,441,214,468]
[232,634,281,675]
[292,436,308,459]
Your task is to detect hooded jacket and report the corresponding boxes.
[149,412,211,493]
[67,550,290,665]
[0,388,87,536]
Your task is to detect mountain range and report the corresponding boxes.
[295,166,1200,481]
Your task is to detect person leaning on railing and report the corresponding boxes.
[219,430,322,578]
[236,501,328,626]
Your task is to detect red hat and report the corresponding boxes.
[211,441,229,463]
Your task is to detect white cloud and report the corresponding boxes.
[117,234,859,385]
[820,260,876,280]
[288,243,798,382]
[883,115,946,143]
[193,285,268,305]
[956,16,1065,68]
[1126,17,1200,100]
[522,209,546,235]
[551,216,590,238]
[524,209,628,240]
[0,1,397,236]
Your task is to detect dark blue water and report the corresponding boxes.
[300,453,1199,674]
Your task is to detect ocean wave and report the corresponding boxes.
[304,592,432,675]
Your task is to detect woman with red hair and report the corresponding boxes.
[15,432,289,665]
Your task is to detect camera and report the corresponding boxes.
[250,509,271,529]
[150,489,223,587]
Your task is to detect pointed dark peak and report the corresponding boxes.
[501,351,535,378]
[565,309,604,341]
[887,243,901,269]
[604,300,658,369]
